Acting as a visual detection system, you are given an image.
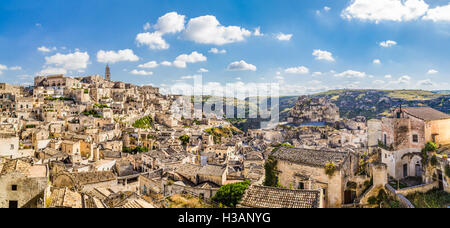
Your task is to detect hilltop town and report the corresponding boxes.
[0,67,449,208]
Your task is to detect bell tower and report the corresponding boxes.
[105,64,111,81]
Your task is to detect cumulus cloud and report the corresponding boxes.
[324,6,331,12]
[136,32,170,50]
[285,66,310,74]
[393,75,412,84]
[37,46,56,53]
[137,12,186,50]
[130,69,153,76]
[379,40,397,47]
[423,4,450,22]
[373,59,381,64]
[153,12,186,34]
[334,70,366,78]
[138,61,159,69]
[198,68,209,73]
[44,51,90,71]
[341,0,429,22]
[184,15,252,45]
[173,51,207,68]
[209,48,227,54]
[227,60,257,71]
[253,27,264,36]
[143,22,151,31]
[312,49,335,62]
[427,69,438,75]
[417,79,435,87]
[276,33,293,41]
[161,61,172,66]
[97,49,139,63]
[0,64,6,75]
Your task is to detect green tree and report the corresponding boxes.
[424,141,438,153]
[264,156,279,187]
[179,135,190,145]
[212,180,250,208]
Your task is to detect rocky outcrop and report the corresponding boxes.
[289,96,340,124]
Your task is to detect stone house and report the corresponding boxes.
[378,107,450,180]
[271,147,358,208]
[0,160,48,208]
[0,133,19,158]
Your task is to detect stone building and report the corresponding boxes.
[0,133,19,158]
[0,160,48,208]
[378,107,450,180]
[271,147,357,208]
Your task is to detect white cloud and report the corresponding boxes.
[181,75,200,80]
[341,0,429,22]
[9,66,22,71]
[37,46,56,53]
[395,75,411,84]
[285,66,310,74]
[254,27,264,36]
[138,61,159,69]
[276,33,293,41]
[153,12,186,34]
[417,79,435,86]
[427,69,438,75]
[373,59,381,64]
[38,67,68,76]
[312,72,323,77]
[161,61,172,66]
[173,51,207,68]
[97,49,139,64]
[198,68,209,73]
[373,80,386,85]
[44,51,90,71]
[184,15,252,45]
[423,4,450,22]
[136,32,170,50]
[0,64,6,75]
[385,74,393,79]
[379,40,397,47]
[334,70,366,78]
[143,22,151,31]
[130,69,153,76]
[312,49,335,62]
[227,60,257,71]
[324,6,331,12]
[209,48,227,54]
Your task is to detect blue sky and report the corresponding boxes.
[0,0,450,95]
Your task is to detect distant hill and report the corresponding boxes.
[186,90,450,131]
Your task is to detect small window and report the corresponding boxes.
[412,134,419,143]
[9,201,18,208]
[11,185,17,191]
[298,182,305,190]
[10,144,14,150]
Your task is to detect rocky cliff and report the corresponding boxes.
[289,96,340,124]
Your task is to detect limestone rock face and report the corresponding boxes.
[289,96,340,124]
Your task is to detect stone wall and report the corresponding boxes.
[276,159,345,208]
[395,182,439,196]
[0,173,48,208]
